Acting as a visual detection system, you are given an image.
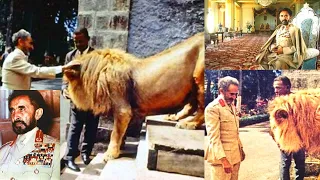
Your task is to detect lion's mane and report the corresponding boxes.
[64,49,139,115]
[268,89,320,156]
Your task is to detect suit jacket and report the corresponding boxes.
[256,24,307,69]
[1,48,62,90]
[204,95,242,165]
[0,127,60,180]
[61,47,94,91]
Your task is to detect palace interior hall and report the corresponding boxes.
[205,0,320,70]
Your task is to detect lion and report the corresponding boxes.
[268,89,320,157]
[63,32,204,161]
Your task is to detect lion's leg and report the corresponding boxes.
[104,106,132,161]
[165,98,197,121]
[176,69,205,130]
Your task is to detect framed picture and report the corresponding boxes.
[264,16,267,20]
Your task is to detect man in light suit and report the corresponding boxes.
[205,76,245,180]
[62,27,99,172]
[1,29,63,90]
[0,90,59,180]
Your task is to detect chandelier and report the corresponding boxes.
[255,0,277,7]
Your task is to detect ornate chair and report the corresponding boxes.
[205,32,218,49]
[265,23,270,33]
[224,27,235,39]
[260,23,265,32]
[292,3,320,69]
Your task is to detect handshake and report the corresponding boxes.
[61,61,81,99]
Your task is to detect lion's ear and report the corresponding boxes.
[63,62,81,81]
[275,109,288,123]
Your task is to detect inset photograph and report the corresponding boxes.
[204,70,320,179]
[205,0,320,70]
[0,90,60,180]
[59,0,205,180]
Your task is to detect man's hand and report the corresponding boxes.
[62,61,81,72]
[220,157,232,173]
[62,89,70,99]
[240,148,246,161]
[276,46,283,54]
[271,46,278,52]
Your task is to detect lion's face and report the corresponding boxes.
[63,53,113,115]
[269,96,304,153]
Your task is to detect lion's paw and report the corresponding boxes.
[165,114,179,121]
[175,121,197,130]
[103,149,120,162]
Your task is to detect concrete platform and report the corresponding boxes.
[146,115,206,130]
[146,124,204,177]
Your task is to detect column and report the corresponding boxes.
[225,0,235,29]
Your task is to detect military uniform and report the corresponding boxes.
[0,127,59,180]
[256,23,307,69]
[204,95,243,180]
[267,24,298,69]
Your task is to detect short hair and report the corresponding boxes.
[8,90,52,133]
[218,76,239,91]
[74,27,90,39]
[278,8,293,16]
[12,29,31,46]
[274,75,291,89]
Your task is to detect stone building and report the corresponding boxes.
[77,0,204,57]
[282,70,320,91]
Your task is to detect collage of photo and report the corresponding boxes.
[0,0,319,180]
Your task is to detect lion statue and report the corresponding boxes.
[63,33,204,161]
[268,89,320,157]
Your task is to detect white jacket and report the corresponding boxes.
[1,48,62,90]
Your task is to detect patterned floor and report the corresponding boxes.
[205,34,269,70]
[206,34,320,70]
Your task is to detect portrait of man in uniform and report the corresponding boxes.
[0,90,60,180]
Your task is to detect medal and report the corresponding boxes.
[23,130,55,168]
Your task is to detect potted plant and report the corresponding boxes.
[246,22,252,33]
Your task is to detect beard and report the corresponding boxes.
[225,98,235,105]
[12,118,37,134]
[281,19,289,25]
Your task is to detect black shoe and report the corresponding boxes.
[81,154,91,165]
[65,160,80,172]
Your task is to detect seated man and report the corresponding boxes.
[256,8,306,69]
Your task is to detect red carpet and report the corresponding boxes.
[205,34,270,70]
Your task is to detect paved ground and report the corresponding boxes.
[239,121,280,180]
[205,121,280,180]
[31,78,63,90]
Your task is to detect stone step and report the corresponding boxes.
[146,124,205,177]
[100,134,204,180]
[75,153,105,180]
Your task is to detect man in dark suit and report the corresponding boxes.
[62,27,99,172]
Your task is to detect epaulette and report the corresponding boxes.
[209,99,220,107]
[0,141,13,150]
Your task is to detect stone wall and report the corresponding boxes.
[282,70,320,91]
[78,0,130,50]
[127,0,204,58]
